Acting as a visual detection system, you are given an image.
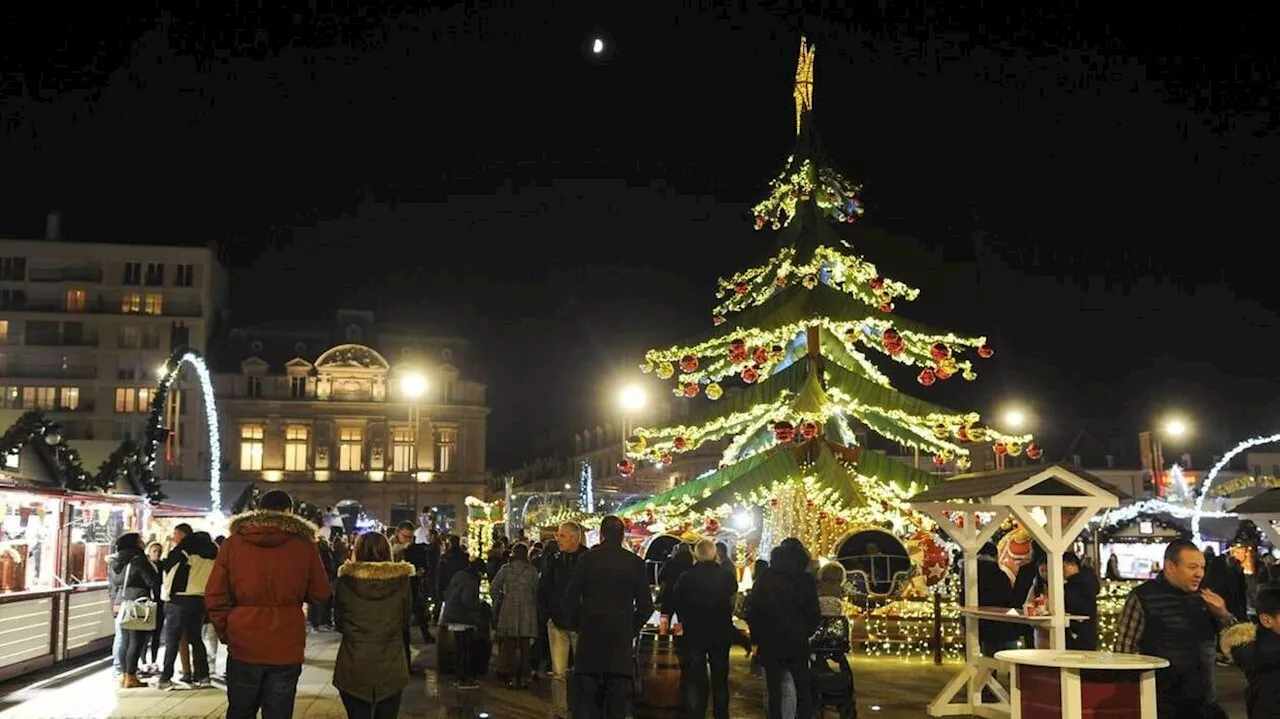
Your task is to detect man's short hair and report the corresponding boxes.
[1256,584,1280,616]
[258,490,293,513]
[174,523,194,536]
[1063,551,1081,567]
[396,521,416,533]
[694,539,716,562]
[1164,538,1201,566]
[558,521,584,539]
[599,515,625,543]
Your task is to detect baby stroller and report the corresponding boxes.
[810,616,856,719]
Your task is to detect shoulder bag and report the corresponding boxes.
[116,562,158,631]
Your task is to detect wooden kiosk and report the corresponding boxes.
[908,464,1123,718]
[1233,487,1280,548]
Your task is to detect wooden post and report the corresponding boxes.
[932,590,943,666]
[806,324,821,357]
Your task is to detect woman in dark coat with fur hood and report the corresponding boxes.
[745,538,821,719]
[333,531,414,719]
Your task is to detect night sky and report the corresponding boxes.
[4,3,1279,468]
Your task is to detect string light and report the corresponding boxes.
[154,351,223,515]
[1194,433,1280,543]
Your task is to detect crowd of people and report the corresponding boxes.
[105,492,1280,719]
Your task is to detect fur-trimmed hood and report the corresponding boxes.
[337,560,413,601]
[1221,622,1257,655]
[229,510,318,548]
[338,561,415,581]
[1221,620,1280,678]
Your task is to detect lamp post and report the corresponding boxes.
[1151,416,1190,497]
[618,384,646,463]
[996,405,1029,470]
[400,373,427,519]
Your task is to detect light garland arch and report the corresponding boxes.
[150,347,223,516]
[1193,432,1280,543]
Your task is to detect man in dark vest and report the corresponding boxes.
[1114,539,1236,719]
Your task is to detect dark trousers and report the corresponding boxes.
[226,658,302,719]
[573,673,631,719]
[680,644,730,719]
[146,601,165,665]
[122,628,150,674]
[504,637,532,683]
[309,596,332,629]
[452,628,475,683]
[411,594,432,642]
[339,689,403,719]
[764,659,812,719]
[161,598,209,681]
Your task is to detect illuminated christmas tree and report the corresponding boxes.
[617,37,1037,555]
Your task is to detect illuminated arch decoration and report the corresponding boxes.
[150,347,223,515]
[1192,432,1280,543]
[314,343,391,370]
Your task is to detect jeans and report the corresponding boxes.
[764,659,811,719]
[680,644,730,719]
[226,658,302,719]
[453,628,475,683]
[202,622,221,675]
[161,599,209,682]
[573,673,630,719]
[123,628,150,675]
[548,620,579,716]
[761,669,796,719]
[339,689,403,719]
[112,623,125,674]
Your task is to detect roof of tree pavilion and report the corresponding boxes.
[1231,488,1280,548]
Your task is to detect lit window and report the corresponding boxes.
[23,386,56,410]
[0,387,18,408]
[240,425,265,470]
[143,293,163,315]
[435,428,457,473]
[114,387,152,413]
[392,427,415,472]
[121,293,142,313]
[59,387,79,410]
[285,426,309,471]
[65,289,86,312]
[339,427,363,471]
[0,320,8,343]
[4,451,17,469]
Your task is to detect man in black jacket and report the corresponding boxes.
[538,521,588,719]
[564,516,653,719]
[1062,552,1100,650]
[668,539,737,719]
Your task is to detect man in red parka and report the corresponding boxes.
[205,490,331,719]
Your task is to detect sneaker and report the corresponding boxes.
[153,679,177,691]
[191,678,212,689]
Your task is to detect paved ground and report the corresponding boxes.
[0,632,1249,718]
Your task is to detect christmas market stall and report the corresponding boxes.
[0,411,164,682]
[907,463,1122,718]
[1232,487,1280,550]
[145,479,253,545]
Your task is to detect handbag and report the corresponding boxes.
[116,562,158,631]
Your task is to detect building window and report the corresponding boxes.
[59,387,79,410]
[289,375,307,399]
[4,451,17,469]
[114,387,152,413]
[65,289,86,312]
[144,293,163,315]
[246,376,262,398]
[285,425,309,471]
[435,428,457,473]
[0,257,25,281]
[143,325,161,350]
[175,264,194,287]
[22,387,56,410]
[0,320,8,344]
[118,326,140,348]
[339,427,363,471]
[240,425,265,470]
[122,262,142,285]
[392,427,415,472]
[0,387,18,408]
[121,293,142,313]
[344,324,362,343]
[144,263,164,286]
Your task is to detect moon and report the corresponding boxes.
[592,38,604,54]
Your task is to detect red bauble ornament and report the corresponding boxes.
[882,328,901,343]
[679,354,699,373]
[713,315,726,325]
[729,338,748,363]
[993,442,1008,456]
[704,518,722,535]
[935,366,953,380]
[775,276,787,287]
[683,383,700,397]
[752,346,768,365]
[932,454,946,466]
[957,426,971,442]
[617,459,635,477]
[929,343,950,361]
[835,517,846,526]
[1026,443,1043,460]
[770,498,779,507]
[806,499,816,508]
[869,277,885,290]
[917,368,937,386]
[741,366,760,384]
[879,302,894,313]
[977,344,995,359]
[800,421,820,439]
[660,453,673,465]
[673,437,688,451]
[773,421,796,443]
[921,540,951,586]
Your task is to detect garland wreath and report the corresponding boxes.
[0,410,166,503]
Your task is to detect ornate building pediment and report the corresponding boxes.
[314,344,390,374]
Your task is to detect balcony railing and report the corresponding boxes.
[24,334,100,347]
[27,267,104,283]
[3,299,204,318]
[0,365,98,379]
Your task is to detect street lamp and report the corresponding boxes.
[401,373,428,497]
[1163,418,1189,438]
[618,385,646,413]
[401,373,427,400]
[1003,408,1027,429]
